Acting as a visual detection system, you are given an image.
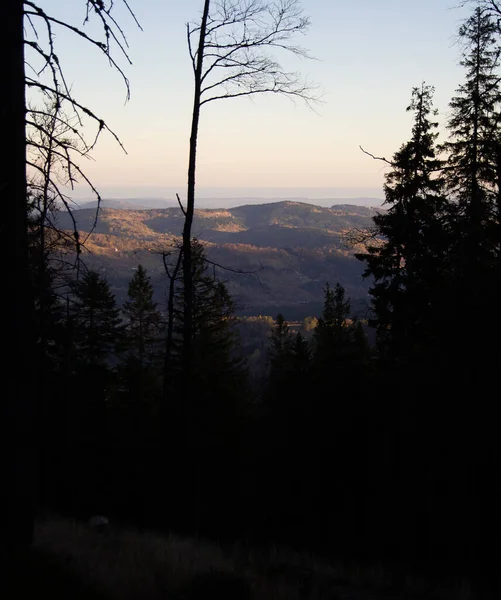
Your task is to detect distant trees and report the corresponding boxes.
[267,314,292,374]
[313,283,355,366]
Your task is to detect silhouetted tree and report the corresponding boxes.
[179,0,318,381]
[1,0,36,549]
[357,83,447,366]
[444,7,500,284]
[268,313,292,370]
[123,265,162,369]
[440,6,501,581]
[1,0,138,549]
[313,282,355,369]
[161,239,248,533]
[117,265,164,422]
[71,271,122,370]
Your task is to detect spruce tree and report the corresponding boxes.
[264,314,296,416]
[71,270,122,370]
[313,282,355,367]
[441,7,501,578]
[268,314,293,374]
[167,240,248,534]
[356,83,447,364]
[291,332,311,374]
[123,265,162,369]
[444,6,500,275]
[443,7,501,373]
[118,264,164,420]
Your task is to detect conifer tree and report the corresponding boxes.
[118,264,164,419]
[357,84,447,363]
[444,6,500,275]
[313,282,354,366]
[264,314,296,413]
[71,270,122,370]
[268,314,293,374]
[165,239,247,429]
[291,332,311,374]
[440,7,501,578]
[123,265,162,370]
[442,7,501,398]
[165,240,248,534]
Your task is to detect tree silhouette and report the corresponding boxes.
[1,1,138,549]
[444,7,500,280]
[123,265,162,371]
[179,0,318,381]
[313,282,354,368]
[71,270,122,370]
[357,84,447,365]
[441,6,501,579]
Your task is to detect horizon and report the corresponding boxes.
[69,185,385,207]
[70,192,385,210]
[32,1,470,198]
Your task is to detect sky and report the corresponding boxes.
[29,0,472,201]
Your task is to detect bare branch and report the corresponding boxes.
[203,257,265,275]
[26,79,127,153]
[176,193,188,216]
[27,160,82,254]
[190,0,320,109]
[359,145,393,165]
[23,0,140,230]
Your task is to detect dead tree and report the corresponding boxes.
[180,0,319,380]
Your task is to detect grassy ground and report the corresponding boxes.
[0,516,480,600]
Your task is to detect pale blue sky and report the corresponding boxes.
[28,0,471,199]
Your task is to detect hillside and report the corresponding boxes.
[56,201,377,318]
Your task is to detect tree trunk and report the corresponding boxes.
[162,248,183,404]
[182,0,210,387]
[1,1,35,549]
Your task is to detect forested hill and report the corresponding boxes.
[56,201,377,318]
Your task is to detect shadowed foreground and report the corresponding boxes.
[2,549,109,600]
[0,517,483,600]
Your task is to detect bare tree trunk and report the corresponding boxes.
[182,0,211,384]
[1,1,35,549]
[162,249,183,404]
[183,3,210,536]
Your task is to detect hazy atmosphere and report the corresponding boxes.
[33,0,469,201]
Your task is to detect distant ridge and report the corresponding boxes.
[74,198,177,210]
[56,200,376,318]
[71,196,383,211]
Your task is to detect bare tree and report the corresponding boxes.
[1,0,138,550]
[180,0,319,377]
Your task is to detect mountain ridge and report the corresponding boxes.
[72,196,383,211]
[56,201,377,318]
